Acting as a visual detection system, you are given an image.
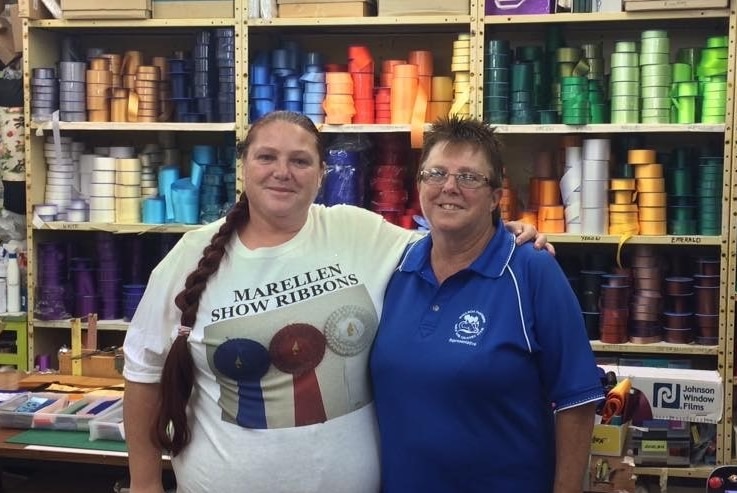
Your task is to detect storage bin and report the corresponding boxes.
[0,392,68,429]
[89,404,125,441]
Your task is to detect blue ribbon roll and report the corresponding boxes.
[193,145,217,165]
[158,165,181,223]
[283,87,303,102]
[303,102,324,114]
[322,150,364,206]
[284,75,301,88]
[142,197,166,224]
[251,85,276,99]
[304,53,323,67]
[303,81,327,94]
[301,72,326,84]
[251,64,271,85]
[172,178,201,224]
[272,49,290,69]
[304,93,325,105]
[283,101,302,112]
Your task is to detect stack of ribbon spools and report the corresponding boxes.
[665,148,694,235]
[348,45,375,124]
[663,275,694,344]
[59,62,86,122]
[610,41,639,124]
[697,35,728,124]
[324,71,355,124]
[35,242,71,321]
[599,270,631,344]
[580,139,610,234]
[450,34,471,119]
[694,257,720,345]
[639,30,671,124]
[628,245,663,344]
[31,68,57,122]
[302,54,326,124]
[484,39,510,124]
[577,269,606,340]
[369,134,409,226]
[560,138,583,232]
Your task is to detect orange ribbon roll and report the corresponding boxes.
[520,210,538,226]
[391,64,419,125]
[602,378,631,424]
[408,51,433,76]
[352,72,374,100]
[538,205,565,233]
[538,178,561,206]
[323,94,355,124]
[326,72,354,95]
[431,76,453,102]
[348,45,374,74]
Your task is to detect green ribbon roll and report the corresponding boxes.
[611,109,639,124]
[706,36,728,48]
[614,41,637,53]
[671,63,692,83]
[676,81,698,97]
[672,96,696,124]
[641,37,670,55]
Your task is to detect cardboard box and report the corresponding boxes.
[6,5,22,53]
[591,422,629,456]
[18,0,51,19]
[61,0,152,18]
[486,0,552,15]
[58,350,123,379]
[153,0,234,18]
[623,0,727,10]
[378,0,468,15]
[278,1,376,17]
[599,365,723,424]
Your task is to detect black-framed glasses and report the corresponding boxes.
[418,168,491,189]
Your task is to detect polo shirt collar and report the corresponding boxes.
[398,219,516,279]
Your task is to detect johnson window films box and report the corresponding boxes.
[599,365,722,423]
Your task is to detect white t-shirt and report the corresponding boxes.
[123,204,418,493]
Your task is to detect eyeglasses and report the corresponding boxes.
[418,168,491,189]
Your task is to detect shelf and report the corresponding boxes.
[547,234,722,246]
[32,222,201,234]
[29,121,236,132]
[489,123,726,134]
[634,465,714,479]
[484,10,731,24]
[591,341,718,355]
[33,319,129,331]
[316,123,433,133]
[29,18,237,28]
[249,15,471,26]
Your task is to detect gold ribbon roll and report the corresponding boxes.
[628,149,656,165]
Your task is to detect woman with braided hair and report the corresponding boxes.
[122,111,548,493]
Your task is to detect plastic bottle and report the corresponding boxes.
[0,259,7,314]
[6,252,20,313]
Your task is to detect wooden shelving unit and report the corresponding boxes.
[19,0,736,484]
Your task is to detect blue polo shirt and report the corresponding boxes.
[370,221,604,493]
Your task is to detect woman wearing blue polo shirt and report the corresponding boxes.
[370,116,604,493]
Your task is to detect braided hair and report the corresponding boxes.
[154,111,322,455]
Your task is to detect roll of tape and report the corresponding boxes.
[116,171,142,186]
[639,221,667,235]
[557,47,582,63]
[610,96,639,111]
[642,98,671,110]
[89,183,115,196]
[628,149,656,165]
[614,41,637,53]
[93,157,117,171]
[609,204,638,213]
[612,190,636,204]
[115,184,141,198]
[610,178,636,190]
[611,52,638,68]
[637,178,665,193]
[610,67,639,82]
[639,206,666,221]
[639,53,670,66]
[582,139,610,161]
[641,37,670,55]
[638,192,667,207]
[611,81,639,97]
[89,209,116,223]
[582,180,608,208]
[634,163,663,178]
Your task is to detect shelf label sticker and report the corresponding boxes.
[670,236,702,244]
[580,235,603,242]
[60,223,80,230]
[641,440,667,454]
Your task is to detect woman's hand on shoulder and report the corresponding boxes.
[505,220,556,256]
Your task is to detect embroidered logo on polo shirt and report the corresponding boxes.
[449,310,486,346]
